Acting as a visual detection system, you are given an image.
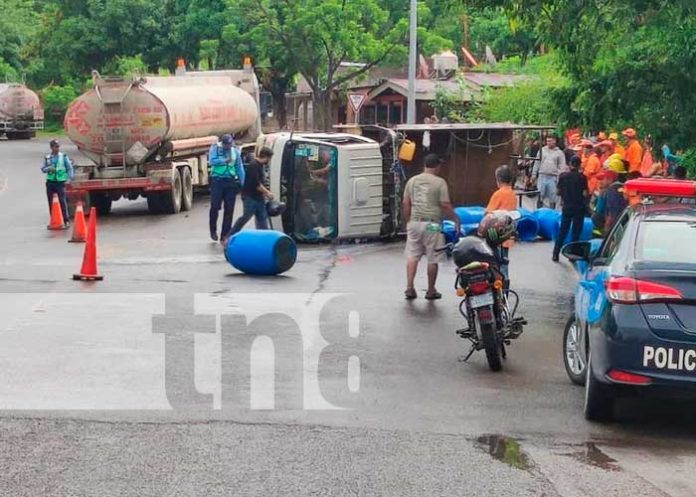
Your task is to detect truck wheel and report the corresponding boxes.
[5,132,18,140]
[163,172,183,214]
[180,167,193,211]
[90,192,113,216]
[147,193,163,214]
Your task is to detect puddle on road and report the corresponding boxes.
[561,442,620,472]
[475,434,533,471]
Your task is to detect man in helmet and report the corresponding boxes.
[402,154,460,300]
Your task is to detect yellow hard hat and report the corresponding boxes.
[606,153,626,173]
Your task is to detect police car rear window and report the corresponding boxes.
[636,221,696,265]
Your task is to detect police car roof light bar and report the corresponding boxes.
[624,178,696,197]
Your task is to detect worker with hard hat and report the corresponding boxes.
[622,128,643,174]
[582,141,602,194]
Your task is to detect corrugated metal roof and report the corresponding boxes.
[463,72,529,88]
[368,78,479,102]
[395,122,555,131]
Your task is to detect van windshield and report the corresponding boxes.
[289,143,338,240]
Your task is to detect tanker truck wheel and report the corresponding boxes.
[147,194,164,214]
[162,172,183,214]
[90,192,113,216]
[180,167,193,212]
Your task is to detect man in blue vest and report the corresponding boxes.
[41,139,74,224]
[208,134,245,242]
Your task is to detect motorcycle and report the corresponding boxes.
[446,235,527,371]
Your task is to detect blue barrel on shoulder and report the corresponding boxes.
[225,230,297,276]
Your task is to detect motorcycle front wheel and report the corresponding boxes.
[480,320,502,371]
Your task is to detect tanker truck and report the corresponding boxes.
[0,83,44,139]
[64,68,261,215]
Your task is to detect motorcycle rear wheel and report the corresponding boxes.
[481,321,502,371]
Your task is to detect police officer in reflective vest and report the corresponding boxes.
[41,139,74,224]
[208,134,245,242]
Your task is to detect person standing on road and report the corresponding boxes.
[208,134,245,242]
[622,128,643,174]
[533,135,567,209]
[552,156,588,262]
[228,147,274,236]
[583,143,602,194]
[41,139,74,225]
[402,154,460,300]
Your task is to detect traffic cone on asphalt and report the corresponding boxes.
[68,202,88,243]
[47,194,67,230]
[73,207,104,281]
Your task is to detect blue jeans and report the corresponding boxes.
[537,174,557,208]
[209,177,239,239]
[230,195,269,235]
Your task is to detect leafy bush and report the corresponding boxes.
[682,149,696,180]
[41,85,79,126]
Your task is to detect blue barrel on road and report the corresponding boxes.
[225,230,297,276]
[442,220,459,244]
[534,208,561,240]
[516,208,540,242]
[455,206,486,225]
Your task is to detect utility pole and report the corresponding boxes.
[407,0,417,124]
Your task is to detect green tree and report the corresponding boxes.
[231,0,412,130]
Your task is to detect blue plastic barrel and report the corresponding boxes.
[454,206,486,225]
[516,208,539,242]
[225,230,297,275]
[553,217,594,244]
[442,220,459,244]
[534,208,561,240]
[461,223,479,236]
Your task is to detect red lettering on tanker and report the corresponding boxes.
[65,100,92,135]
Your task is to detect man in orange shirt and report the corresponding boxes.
[583,144,602,194]
[486,165,517,278]
[622,128,643,174]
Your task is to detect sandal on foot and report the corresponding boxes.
[425,291,442,300]
[404,289,417,300]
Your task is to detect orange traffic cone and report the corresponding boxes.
[73,207,104,281]
[68,201,88,243]
[47,193,67,230]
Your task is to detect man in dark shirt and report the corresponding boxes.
[604,178,629,230]
[227,147,274,239]
[553,155,588,261]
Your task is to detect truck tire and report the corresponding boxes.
[180,167,193,211]
[480,320,502,372]
[147,193,164,214]
[6,131,33,140]
[162,172,183,214]
[90,192,113,216]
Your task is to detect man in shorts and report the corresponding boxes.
[402,154,460,300]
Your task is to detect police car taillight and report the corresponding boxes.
[606,276,683,304]
[624,178,696,197]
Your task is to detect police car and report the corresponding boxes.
[562,179,696,421]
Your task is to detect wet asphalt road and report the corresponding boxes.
[1,138,695,496]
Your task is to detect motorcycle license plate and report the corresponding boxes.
[468,293,493,309]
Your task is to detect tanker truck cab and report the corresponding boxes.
[258,132,387,241]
